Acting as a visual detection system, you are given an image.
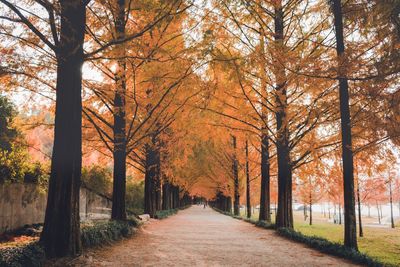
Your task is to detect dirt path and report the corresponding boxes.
[68,206,357,266]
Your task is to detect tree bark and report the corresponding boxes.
[162,180,171,210]
[111,0,127,221]
[259,29,271,223]
[144,141,159,217]
[389,178,395,228]
[331,0,358,250]
[274,1,293,229]
[357,178,363,237]
[227,196,232,213]
[245,140,251,218]
[40,0,85,258]
[232,135,240,216]
[309,191,312,226]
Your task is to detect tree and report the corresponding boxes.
[330,0,358,250]
[245,139,251,218]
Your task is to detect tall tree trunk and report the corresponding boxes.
[111,0,127,221]
[274,2,293,229]
[259,29,271,223]
[376,202,381,224]
[357,178,363,237]
[232,135,240,216]
[227,196,232,213]
[309,191,312,226]
[144,142,159,217]
[155,160,162,211]
[40,0,85,258]
[245,140,251,219]
[339,203,342,225]
[331,0,358,250]
[162,180,171,210]
[328,203,331,219]
[389,178,395,228]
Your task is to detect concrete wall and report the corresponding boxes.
[80,187,112,221]
[0,183,112,233]
[0,183,47,233]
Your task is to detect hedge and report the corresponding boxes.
[154,205,191,220]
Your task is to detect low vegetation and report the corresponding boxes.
[0,219,142,267]
[276,228,384,267]
[154,205,192,220]
[81,219,140,248]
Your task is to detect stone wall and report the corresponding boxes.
[0,183,112,233]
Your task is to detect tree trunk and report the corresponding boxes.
[339,203,342,225]
[274,2,293,229]
[259,133,271,222]
[232,135,240,216]
[334,204,336,223]
[389,178,395,228]
[259,29,271,223]
[227,196,232,213]
[144,142,159,217]
[111,0,127,221]
[376,202,381,224]
[245,140,251,219]
[328,203,331,219]
[331,0,358,250]
[155,165,162,211]
[357,178,363,237]
[40,0,86,258]
[162,181,171,210]
[309,193,313,226]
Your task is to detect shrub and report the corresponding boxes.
[81,165,112,197]
[154,205,191,219]
[126,180,144,215]
[81,219,139,248]
[0,242,44,267]
[154,209,178,219]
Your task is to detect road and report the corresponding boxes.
[66,205,357,266]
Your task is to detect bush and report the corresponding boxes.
[0,242,44,267]
[126,180,144,215]
[154,209,178,219]
[81,219,139,248]
[81,165,112,197]
[154,205,191,219]
[276,228,385,267]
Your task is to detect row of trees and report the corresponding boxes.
[0,0,201,258]
[187,0,399,251]
[0,0,399,257]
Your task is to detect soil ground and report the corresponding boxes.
[64,206,358,267]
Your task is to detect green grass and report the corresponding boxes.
[295,221,400,266]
